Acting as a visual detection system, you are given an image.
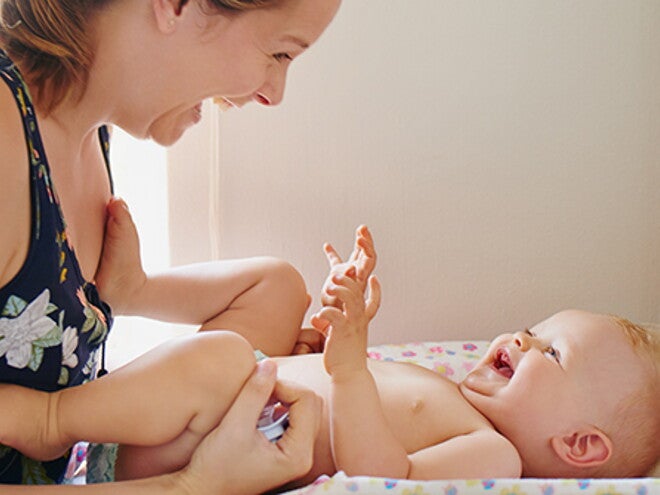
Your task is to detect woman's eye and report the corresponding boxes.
[273,53,292,62]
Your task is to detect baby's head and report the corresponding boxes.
[459,309,659,478]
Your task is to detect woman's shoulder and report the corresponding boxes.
[0,77,29,192]
[0,77,32,290]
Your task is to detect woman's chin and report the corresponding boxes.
[147,108,201,146]
[148,122,190,146]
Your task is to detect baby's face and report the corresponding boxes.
[459,310,644,456]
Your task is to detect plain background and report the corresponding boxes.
[123,1,660,360]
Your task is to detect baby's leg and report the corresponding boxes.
[57,331,257,479]
[196,257,309,356]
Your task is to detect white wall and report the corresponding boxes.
[169,0,660,343]
[105,129,193,370]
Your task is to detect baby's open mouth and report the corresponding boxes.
[492,348,514,379]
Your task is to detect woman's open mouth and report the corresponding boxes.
[491,348,514,379]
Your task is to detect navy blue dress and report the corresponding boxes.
[0,49,113,484]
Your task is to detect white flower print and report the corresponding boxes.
[83,347,101,377]
[61,326,79,368]
[0,289,57,369]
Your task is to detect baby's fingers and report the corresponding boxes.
[323,243,343,267]
[327,279,366,319]
[357,225,374,246]
[365,276,381,320]
[310,314,330,335]
[356,227,376,281]
[313,307,346,330]
[327,275,363,305]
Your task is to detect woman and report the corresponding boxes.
[0,0,340,492]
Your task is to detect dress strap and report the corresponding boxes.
[97,125,114,195]
[95,125,113,378]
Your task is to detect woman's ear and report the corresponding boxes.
[151,0,182,33]
[551,428,613,468]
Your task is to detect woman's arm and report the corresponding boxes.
[0,82,32,290]
[1,332,257,463]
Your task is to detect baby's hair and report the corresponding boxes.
[609,315,660,358]
[596,316,660,477]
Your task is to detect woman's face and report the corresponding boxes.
[146,0,341,145]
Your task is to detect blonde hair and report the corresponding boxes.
[0,0,276,114]
[594,316,660,477]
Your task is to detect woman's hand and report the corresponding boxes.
[94,197,147,315]
[175,360,322,495]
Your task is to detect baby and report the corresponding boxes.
[3,228,658,487]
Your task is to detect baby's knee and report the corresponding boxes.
[258,256,308,306]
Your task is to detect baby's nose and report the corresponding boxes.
[513,331,531,351]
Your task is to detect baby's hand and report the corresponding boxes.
[320,225,377,314]
[313,274,381,377]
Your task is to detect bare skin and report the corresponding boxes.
[3,227,647,489]
[0,227,518,489]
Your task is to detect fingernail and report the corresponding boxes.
[257,359,276,377]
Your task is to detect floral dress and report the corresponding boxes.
[0,49,113,484]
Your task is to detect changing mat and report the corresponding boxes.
[283,341,659,495]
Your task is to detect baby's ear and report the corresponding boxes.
[550,428,612,468]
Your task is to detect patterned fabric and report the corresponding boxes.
[367,341,488,383]
[84,443,118,484]
[288,471,659,495]
[0,49,113,484]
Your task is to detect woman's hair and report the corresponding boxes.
[183,0,274,11]
[0,0,276,114]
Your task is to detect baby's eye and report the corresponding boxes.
[273,53,292,62]
[543,346,561,363]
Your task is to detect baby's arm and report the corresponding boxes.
[406,430,521,479]
[313,228,410,476]
[94,198,307,355]
[316,274,411,478]
[317,279,521,479]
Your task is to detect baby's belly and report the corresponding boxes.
[273,354,485,488]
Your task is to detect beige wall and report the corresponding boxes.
[169,0,660,343]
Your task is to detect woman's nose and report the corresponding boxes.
[254,66,287,107]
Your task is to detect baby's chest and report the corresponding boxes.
[374,364,488,452]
